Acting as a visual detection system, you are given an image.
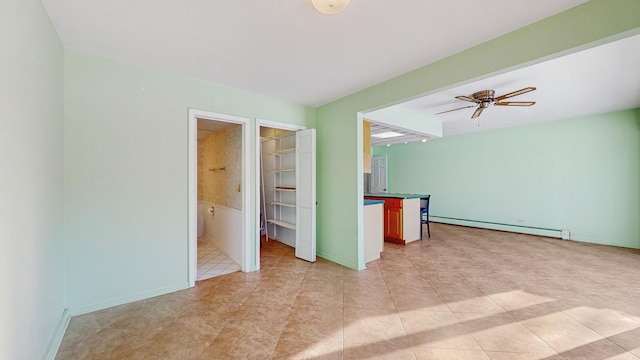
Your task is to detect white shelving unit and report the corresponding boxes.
[264,132,297,246]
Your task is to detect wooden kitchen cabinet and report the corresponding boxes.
[385,206,403,241]
[364,195,421,245]
[363,120,371,174]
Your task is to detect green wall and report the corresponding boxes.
[0,0,65,358]
[64,51,315,312]
[374,109,640,249]
[315,0,640,269]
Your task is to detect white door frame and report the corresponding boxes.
[188,109,251,287]
[255,119,306,270]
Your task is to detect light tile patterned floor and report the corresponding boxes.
[197,237,241,281]
[56,224,640,360]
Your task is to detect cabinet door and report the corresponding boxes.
[385,206,403,239]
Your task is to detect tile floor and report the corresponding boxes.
[56,223,640,359]
[197,237,241,281]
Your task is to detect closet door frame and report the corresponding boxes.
[255,119,306,270]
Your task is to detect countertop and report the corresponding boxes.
[364,193,428,199]
[364,200,385,206]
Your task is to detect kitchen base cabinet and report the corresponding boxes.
[364,201,384,263]
[384,205,403,242]
[365,195,422,245]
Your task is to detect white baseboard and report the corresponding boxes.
[69,282,189,317]
[431,216,563,238]
[42,308,71,360]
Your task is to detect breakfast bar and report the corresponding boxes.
[364,193,428,245]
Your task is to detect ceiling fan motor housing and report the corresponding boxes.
[473,90,495,101]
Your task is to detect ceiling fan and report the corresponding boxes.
[435,86,537,119]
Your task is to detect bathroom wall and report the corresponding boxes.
[199,124,242,209]
[198,200,243,265]
[197,141,204,200]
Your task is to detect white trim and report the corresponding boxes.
[430,216,563,238]
[69,283,188,316]
[255,119,306,271]
[41,309,72,360]
[188,109,251,287]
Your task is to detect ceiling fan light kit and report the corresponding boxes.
[312,0,350,15]
[437,86,537,119]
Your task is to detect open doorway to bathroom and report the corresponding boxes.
[195,119,243,281]
[188,110,251,287]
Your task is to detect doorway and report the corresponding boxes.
[195,119,243,281]
[254,119,315,270]
[370,156,388,193]
[188,109,250,287]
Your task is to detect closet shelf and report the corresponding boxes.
[268,201,296,208]
[271,168,295,173]
[273,187,296,192]
[269,147,295,155]
[266,219,296,230]
[269,133,295,140]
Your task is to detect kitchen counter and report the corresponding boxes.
[364,193,427,199]
[364,200,385,206]
[364,193,428,245]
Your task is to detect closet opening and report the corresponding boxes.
[255,120,316,270]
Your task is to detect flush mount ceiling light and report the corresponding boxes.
[372,131,403,139]
[312,0,350,15]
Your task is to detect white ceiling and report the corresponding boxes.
[398,33,640,137]
[369,121,431,147]
[42,0,588,107]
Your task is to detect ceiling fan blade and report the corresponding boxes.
[495,101,536,106]
[434,104,477,115]
[471,106,484,119]
[494,86,536,101]
[455,95,481,103]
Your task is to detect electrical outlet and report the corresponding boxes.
[561,229,571,240]
[517,218,525,224]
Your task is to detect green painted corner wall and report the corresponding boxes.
[374,109,640,249]
[63,50,315,311]
[315,0,640,269]
[1,0,65,359]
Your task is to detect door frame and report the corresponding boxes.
[255,119,306,270]
[188,109,251,287]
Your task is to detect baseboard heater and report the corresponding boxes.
[430,216,564,238]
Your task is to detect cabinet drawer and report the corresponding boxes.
[384,198,403,208]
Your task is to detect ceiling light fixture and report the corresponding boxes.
[372,131,403,139]
[312,0,350,15]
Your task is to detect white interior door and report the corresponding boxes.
[295,129,316,262]
[370,156,388,193]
